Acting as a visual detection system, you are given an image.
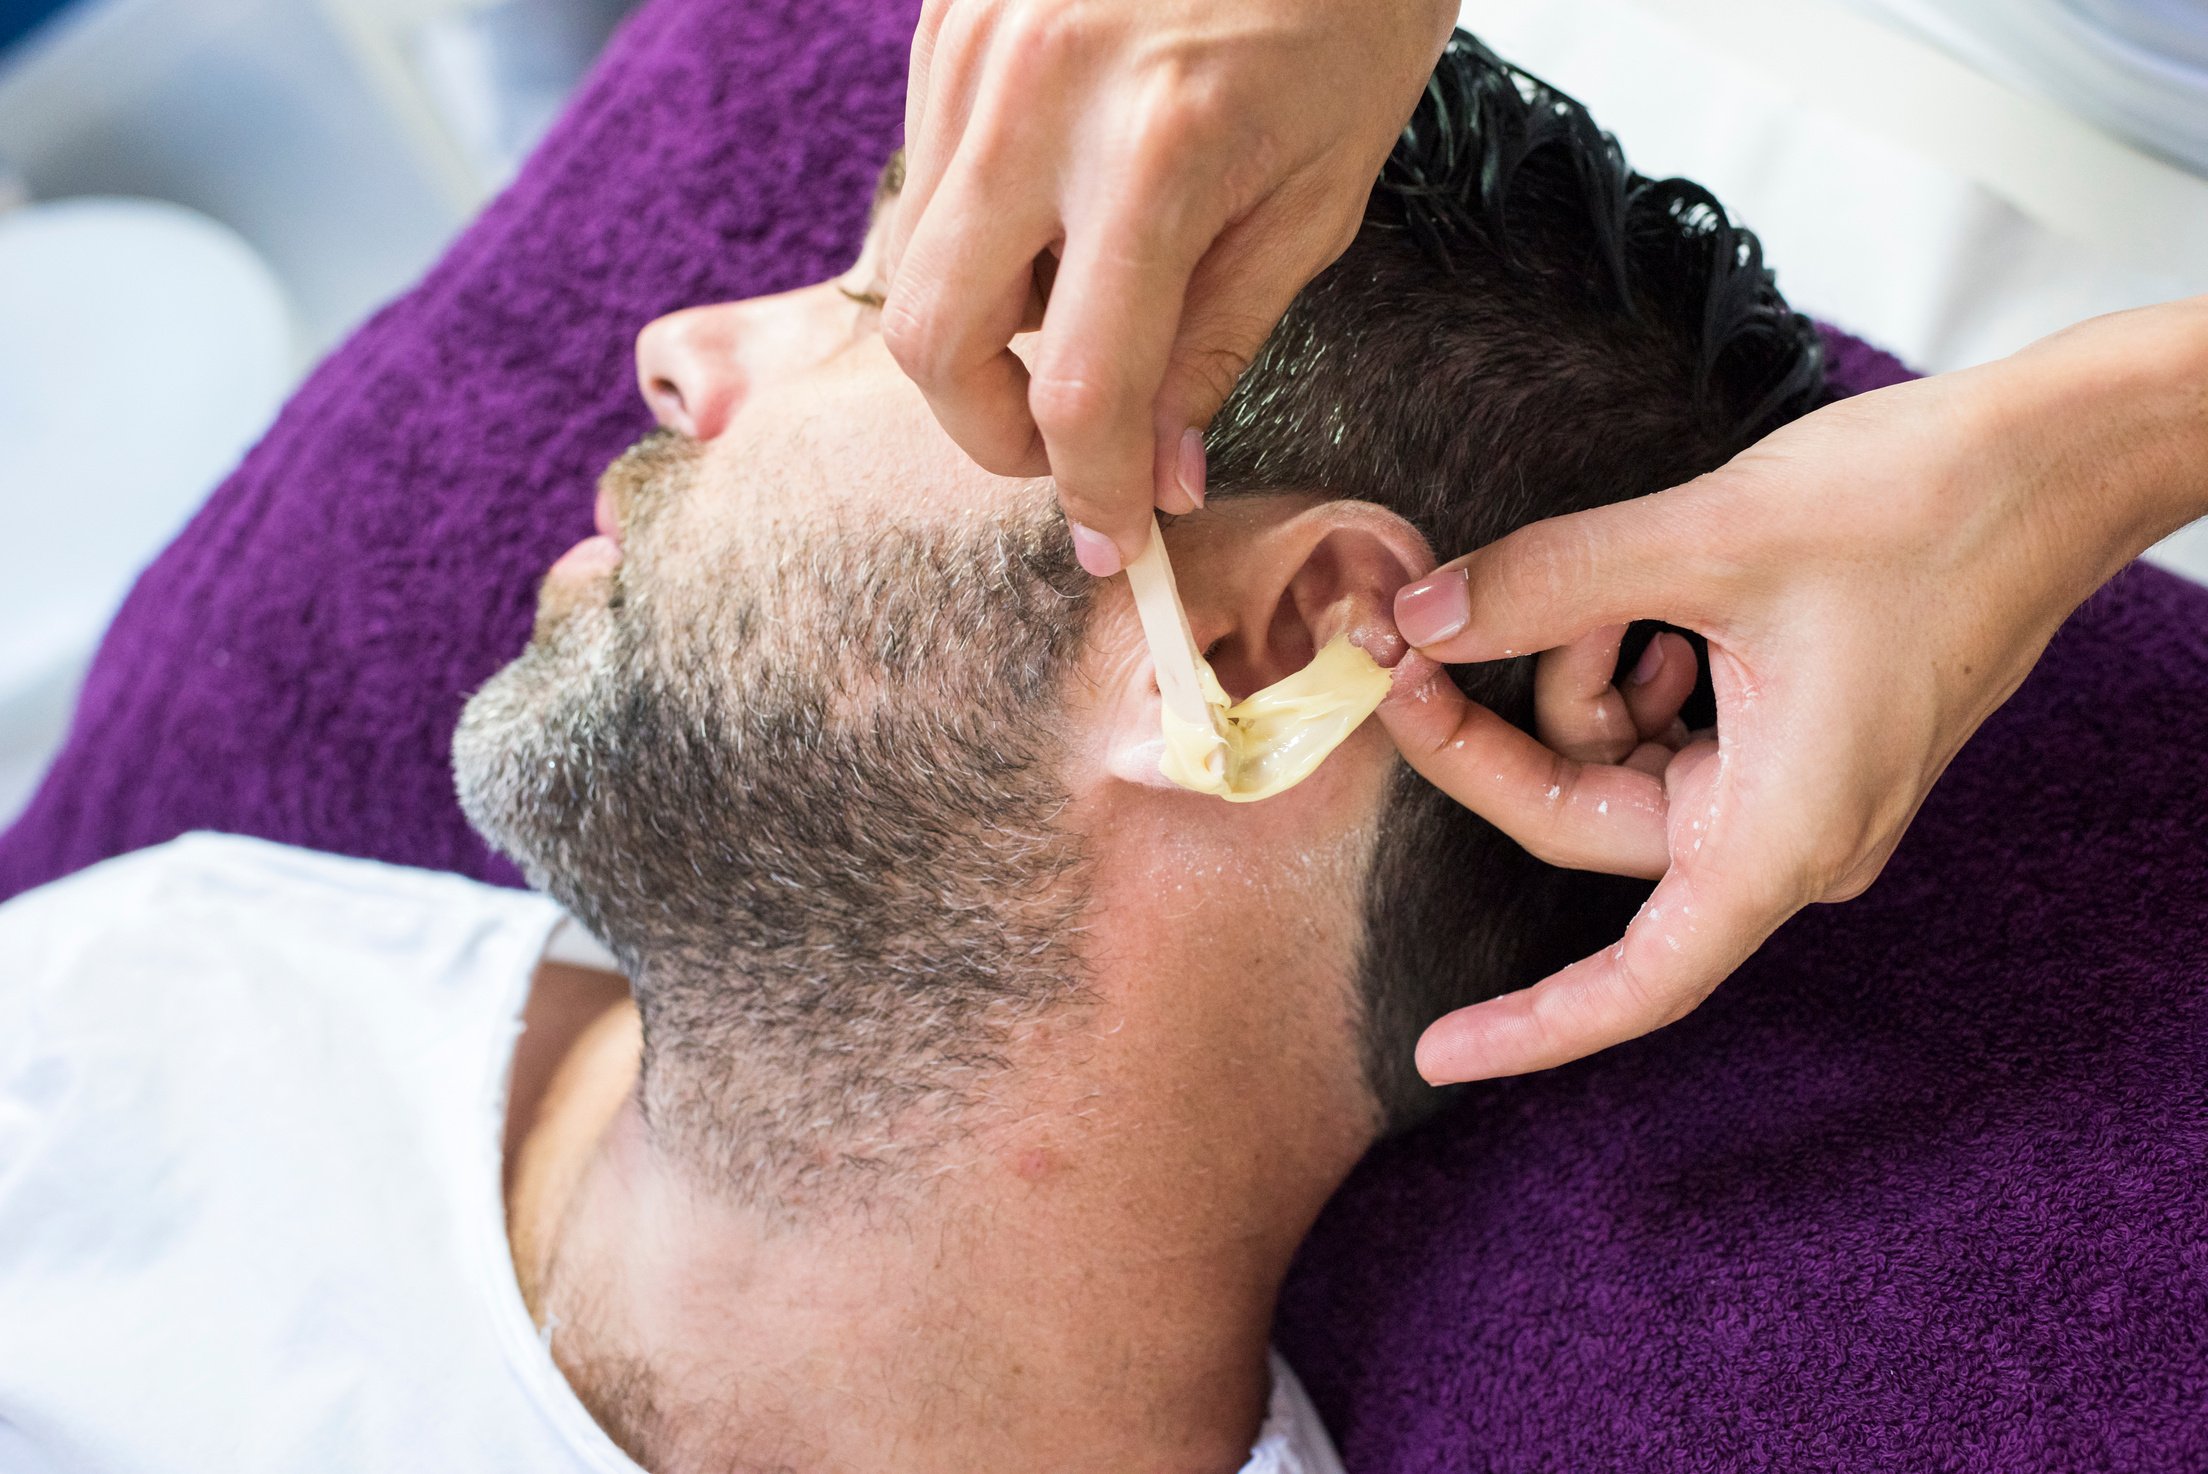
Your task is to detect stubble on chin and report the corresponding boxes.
[532,558,619,646]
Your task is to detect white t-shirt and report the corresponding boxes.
[0,834,1343,1474]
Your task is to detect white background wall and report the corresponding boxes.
[1464,0,2208,582]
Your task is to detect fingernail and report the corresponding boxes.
[1393,568,1470,647]
[1626,636,1667,688]
[1176,427,1206,509]
[1070,522,1123,578]
[1414,1032,1470,1087]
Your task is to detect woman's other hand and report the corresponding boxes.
[1381,298,2208,1084]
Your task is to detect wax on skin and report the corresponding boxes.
[1158,635,1391,803]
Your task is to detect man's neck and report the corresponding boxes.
[508,973,1369,1474]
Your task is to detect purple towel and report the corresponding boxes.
[5,0,2203,1466]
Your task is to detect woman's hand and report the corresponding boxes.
[1382,298,2208,1085]
[883,0,1457,576]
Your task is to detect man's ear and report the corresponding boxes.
[1172,496,1435,701]
[1086,495,1434,798]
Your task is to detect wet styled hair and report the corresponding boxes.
[1206,31,1829,1130]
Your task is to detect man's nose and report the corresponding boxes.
[635,306,743,441]
[635,289,841,441]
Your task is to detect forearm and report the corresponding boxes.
[1989,295,2208,590]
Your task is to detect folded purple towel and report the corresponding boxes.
[5,0,2202,1467]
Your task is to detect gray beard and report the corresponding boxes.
[452,436,1096,1203]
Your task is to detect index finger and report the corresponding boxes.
[1026,155,1228,566]
[893,0,980,280]
[1411,743,1804,1082]
[882,154,1060,477]
[1378,652,1671,878]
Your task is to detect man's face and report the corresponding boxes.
[455,158,1394,1181]
[454,162,1116,1178]
[543,156,1033,636]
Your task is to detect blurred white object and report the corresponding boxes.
[1463,0,2208,588]
[0,0,630,355]
[0,0,631,830]
[319,0,634,204]
[0,197,292,826]
[0,0,466,357]
[1465,0,2208,373]
[1841,0,2208,177]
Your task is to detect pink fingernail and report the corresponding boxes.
[1627,636,1667,687]
[1393,568,1470,647]
[1070,522,1123,578]
[1176,427,1207,509]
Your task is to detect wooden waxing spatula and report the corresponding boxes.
[1121,517,1230,790]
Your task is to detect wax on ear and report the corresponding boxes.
[1158,635,1390,803]
[1125,522,1232,788]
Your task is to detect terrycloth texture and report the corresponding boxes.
[4,0,2204,1468]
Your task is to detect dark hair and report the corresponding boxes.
[1205,31,1829,1131]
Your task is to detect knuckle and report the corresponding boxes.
[1146,75,1231,147]
[1516,829,1568,867]
[1001,0,1092,70]
[925,0,1008,82]
[1117,77,1241,209]
[1524,840,1582,873]
[1615,932,1715,1033]
[1167,340,1254,418]
[878,294,947,384]
[1663,980,1717,1028]
[1826,841,1896,902]
[1387,672,1470,759]
[1606,945,1674,1030]
[1815,813,1882,887]
[1511,755,1578,867]
[1789,851,1848,913]
[1539,750,1574,812]
[1826,871,1875,904]
[1026,369,1128,443]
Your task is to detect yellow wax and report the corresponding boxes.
[1158,635,1390,803]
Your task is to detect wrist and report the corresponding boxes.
[1987,297,2208,581]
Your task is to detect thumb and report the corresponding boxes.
[1394,482,1737,665]
[1148,189,1363,509]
